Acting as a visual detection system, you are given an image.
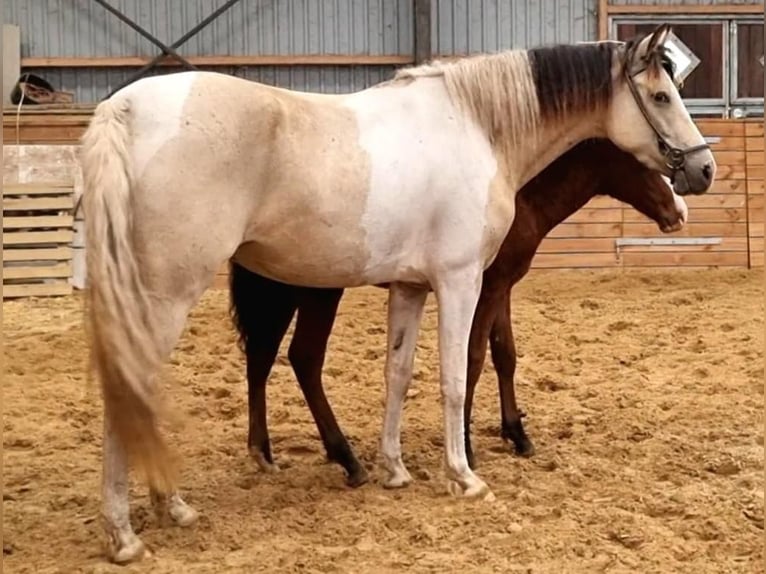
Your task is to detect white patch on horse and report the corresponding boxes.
[343,77,499,284]
[118,71,199,180]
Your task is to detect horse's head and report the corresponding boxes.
[605,24,716,196]
[596,141,687,233]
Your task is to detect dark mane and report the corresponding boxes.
[527,42,618,121]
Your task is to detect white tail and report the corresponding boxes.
[80,97,178,492]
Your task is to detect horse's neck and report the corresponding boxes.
[507,112,605,191]
[524,169,600,234]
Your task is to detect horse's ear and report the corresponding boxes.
[635,24,671,60]
[646,24,672,54]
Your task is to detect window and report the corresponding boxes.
[735,23,764,100]
[610,15,764,118]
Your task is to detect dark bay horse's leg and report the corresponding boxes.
[230,264,298,471]
[490,289,535,457]
[288,288,368,487]
[463,284,506,470]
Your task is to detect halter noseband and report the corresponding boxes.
[623,55,710,180]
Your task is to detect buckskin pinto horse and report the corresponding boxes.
[231,138,689,489]
[81,25,715,562]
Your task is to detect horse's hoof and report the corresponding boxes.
[107,532,149,565]
[250,449,280,473]
[515,440,536,458]
[382,467,413,489]
[446,478,495,502]
[168,499,199,528]
[346,466,370,488]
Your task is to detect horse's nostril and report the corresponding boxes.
[702,162,713,182]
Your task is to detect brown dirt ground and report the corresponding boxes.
[3,268,764,574]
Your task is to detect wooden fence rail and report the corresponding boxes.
[3,181,75,298]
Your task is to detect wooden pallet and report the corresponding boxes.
[3,181,75,298]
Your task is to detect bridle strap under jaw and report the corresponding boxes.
[624,61,710,176]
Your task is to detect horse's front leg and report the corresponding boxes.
[490,289,535,456]
[435,269,494,500]
[464,281,507,470]
[380,282,428,488]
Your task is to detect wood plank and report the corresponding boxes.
[706,134,749,152]
[710,151,746,165]
[607,4,764,14]
[2,247,72,261]
[713,165,749,180]
[749,249,764,268]
[620,251,748,267]
[20,54,415,68]
[3,215,74,229]
[622,222,747,238]
[682,194,747,209]
[2,230,73,245]
[3,262,71,280]
[685,179,747,194]
[747,180,764,195]
[624,207,746,223]
[749,223,764,238]
[530,252,619,269]
[618,237,749,253]
[746,151,765,167]
[745,137,764,152]
[3,282,72,298]
[581,196,626,209]
[3,197,74,211]
[538,237,616,253]
[2,183,74,196]
[696,121,745,137]
[3,124,89,144]
[745,123,764,137]
[598,0,608,40]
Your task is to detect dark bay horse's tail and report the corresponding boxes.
[228,261,262,354]
[80,96,178,493]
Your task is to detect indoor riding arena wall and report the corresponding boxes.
[3,2,763,572]
[3,114,764,574]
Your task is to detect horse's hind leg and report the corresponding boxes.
[101,280,217,563]
[288,288,368,487]
[380,282,428,488]
[229,266,299,471]
[490,289,534,456]
[102,411,146,563]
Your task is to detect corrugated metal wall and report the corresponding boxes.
[5,1,412,57]
[608,0,760,5]
[432,0,597,54]
[6,0,598,102]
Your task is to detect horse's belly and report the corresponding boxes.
[231,235,371,288]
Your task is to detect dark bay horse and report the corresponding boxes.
[229,138,688,488]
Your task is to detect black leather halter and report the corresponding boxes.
[624,57,710,180]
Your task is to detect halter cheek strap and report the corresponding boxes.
[624,61,710,179]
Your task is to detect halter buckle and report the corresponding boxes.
[664,147,686,171]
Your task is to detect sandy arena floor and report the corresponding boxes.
[3,268,764,573]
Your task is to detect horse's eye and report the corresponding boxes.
[653,91,670,104]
